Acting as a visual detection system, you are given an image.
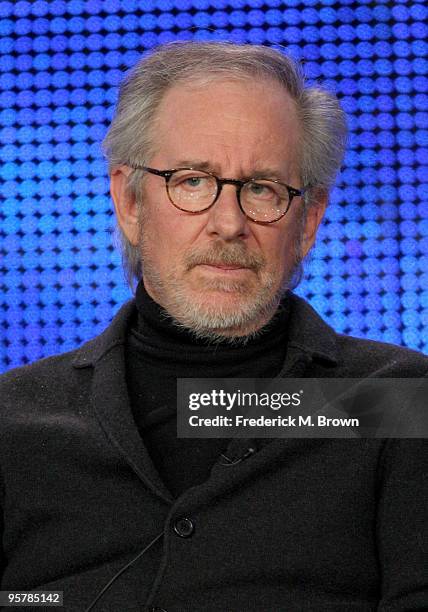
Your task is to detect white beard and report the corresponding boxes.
[138,235,302,344]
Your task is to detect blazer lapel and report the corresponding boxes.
[73,301,174,504]
[90,342,174,504]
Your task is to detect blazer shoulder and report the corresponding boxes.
[0,299,135,406]
[0,348,84,408]
[287,293,428,377]
[335,332,428,377]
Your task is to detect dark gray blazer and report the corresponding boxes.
[0,294,427,611]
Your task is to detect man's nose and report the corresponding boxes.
[205,184,250,240]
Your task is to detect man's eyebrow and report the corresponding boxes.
[247,168,285,181]
[172,160,215,172]
[171,160,287,181]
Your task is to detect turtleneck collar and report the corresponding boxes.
[134,279,289,346]
[126,281,290,379]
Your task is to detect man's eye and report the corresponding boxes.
[175,176,208,189]
[184,177,203,187]
[249,183,275,198]
[251,183,266,194]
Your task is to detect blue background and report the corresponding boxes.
[1,0,427,373]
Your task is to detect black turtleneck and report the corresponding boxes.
[125,282,289,497]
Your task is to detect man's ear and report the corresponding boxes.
[301,188,328,258]
[110,166,139,246]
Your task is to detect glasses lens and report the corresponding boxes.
[168,169,217,212]
[241,180,290,222]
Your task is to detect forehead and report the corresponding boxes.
[150,77,300,176]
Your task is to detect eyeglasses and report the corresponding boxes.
[130,165,306,224]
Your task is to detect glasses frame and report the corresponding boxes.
[130,165,306,225]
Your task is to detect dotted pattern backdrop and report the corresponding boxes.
[0,0,427,373]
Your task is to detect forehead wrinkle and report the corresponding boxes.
[170,159,220,172]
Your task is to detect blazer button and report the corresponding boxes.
[173,517,194,538]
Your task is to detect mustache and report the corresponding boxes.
[184,242,265,272]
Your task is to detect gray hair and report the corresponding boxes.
[103,41,348,288]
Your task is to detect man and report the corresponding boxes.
[0,42,427,611]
